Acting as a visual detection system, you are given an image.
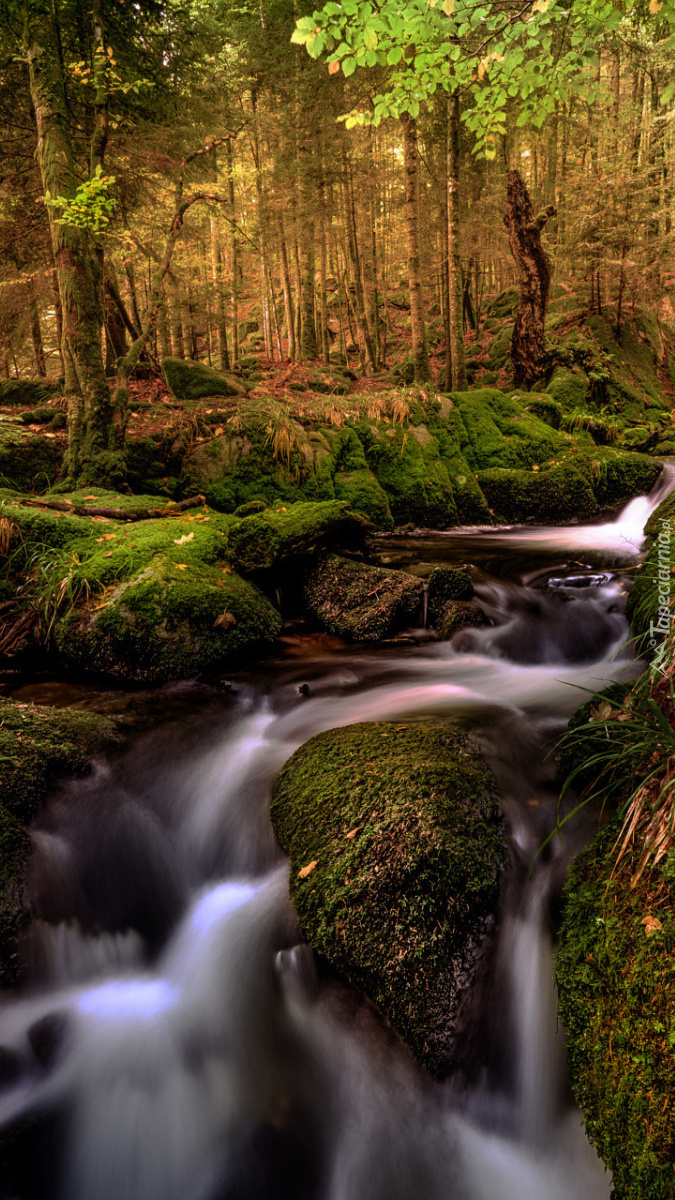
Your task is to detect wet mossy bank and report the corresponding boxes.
[271,721,508,1079]
[0,698,116,989]
[555,490,675,1200]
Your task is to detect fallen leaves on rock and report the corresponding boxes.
[298,860,318,879]
[213,611,237,629]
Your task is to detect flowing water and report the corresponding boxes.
[1,466,673,1200]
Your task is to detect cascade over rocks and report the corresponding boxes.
[271,721,508,1078]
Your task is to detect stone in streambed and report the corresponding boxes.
[303,553,423,642]
[271,721,508,1078]
[436,600,490,641]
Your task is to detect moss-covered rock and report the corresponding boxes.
[0,426,63,492]
[427,567,473,626]
[228,501,368,573]
[271,721,507,1077]
[55,556,282,683]
[0,380,62,407]
[570,449,663,511]
[545,366,590,410]
[437,600,490,640]
[0,696,115,824]
[303,553,423,641]
[0,806,31,990]
[162,357,247,402]
[557,818,675,1200]
[524,397,563,429]
[355,419,459,527]
[477,463,598,523]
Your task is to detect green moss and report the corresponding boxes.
[477,463,597,523]
[55,556,282,683]
[545,366,590,410]
[436,600,489,640]
[524,397,563,429]
[0,379,62,407]
[271,721,507,1077]
[228,501,367,573]
[0,696,115,823]
[162,357,247,403]
[333,467,393,529]
[0,427,62,492]
[304,553,423,641]
[0,806,31,989]
[427,567,473,626]
[570,450,663,510]
[557,819,675,1200]
[355,419,458,527]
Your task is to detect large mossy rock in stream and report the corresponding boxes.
[303,553,423,641]
[477,464,598,523]
[556,817,675,1200]
[54,556,282,683]
[227,500,369,573]
[162,356,247,401]
[0,696,116,824]
[271,722,508,1078]
[0,696,115,989]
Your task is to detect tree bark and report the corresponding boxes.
[401,115,431,383]
[447,92,466,390]
[504,168,556,388]
[23,0,118,479]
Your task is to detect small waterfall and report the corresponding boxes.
[1,467,667,1199]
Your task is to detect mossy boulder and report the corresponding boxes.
[228,501,368,573]
[0,807,31,990]
[355,419,459,527]
[0,696,115,824]
[427,567,474,625]
[437,600,490,640]
[524,397,563,429]
[0,380,62,408]
[447,389,572,473]
[162,357,247,402]
[477,463,598,523]
[303,553,423,641]
[271,721,507,1077]
[545,366,590,410]
[0,696,115,989]
[570,449,663,511]
[0,426,63,492]
[557,817,675,1200]
[54,556,282,683]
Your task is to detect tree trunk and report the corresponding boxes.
[447,92,467,390]
[29,280,46,376]
[401,115,431,383]
[504,168,556,388]
[24,0,118,479]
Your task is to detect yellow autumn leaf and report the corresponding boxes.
[298,860,318,879]
[441,0,454,13]
[641,914,662,936]
[175,563,188,570]
[173,532,194,545]
[650,0,662,12]
[328,60,340,75]
[346,827,361,839]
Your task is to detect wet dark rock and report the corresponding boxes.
[427,567,474,626]
[303,554,423,642]
[437,601,490,641]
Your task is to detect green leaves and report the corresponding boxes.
[47,166,117,235]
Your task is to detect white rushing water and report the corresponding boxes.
[0,469,672,1200]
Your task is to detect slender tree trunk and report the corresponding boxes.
[278,216,296,360]
[29,280,46,376]
[210,220,230,370]
[504,168,556,388]
[24,0,118,479]
[401,115,431,383]
[226,136,239,364]
[344,166,377,370]
[447,92,466,390]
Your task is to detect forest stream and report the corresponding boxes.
[0,467,673,1200]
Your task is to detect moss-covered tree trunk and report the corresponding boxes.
[504,168,556,388]
[401,116,431,383]
[23,0,119,481]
